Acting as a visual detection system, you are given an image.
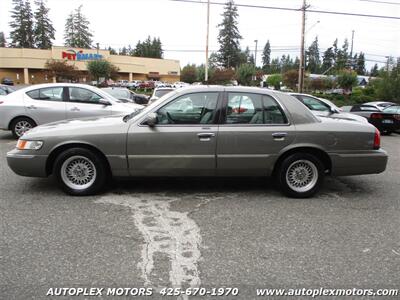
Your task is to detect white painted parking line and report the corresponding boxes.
[97,194,202,297]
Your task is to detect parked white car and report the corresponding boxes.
[0,83,143,138]
[127,80,141,88]
[173,81,189,88]
[149,87,175,104]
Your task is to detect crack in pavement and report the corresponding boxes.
[97,194,202,300]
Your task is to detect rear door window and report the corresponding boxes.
[225,93,287,124]
[26,87,64,101]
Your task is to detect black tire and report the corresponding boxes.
[53,148,108,196]
[277,153,325,198]
[10,117,36,139]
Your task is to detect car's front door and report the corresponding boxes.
[66,87,112,119]
[217,92,296,176]
[24,86,67,125]
[127,92,221,176]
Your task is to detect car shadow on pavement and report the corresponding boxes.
[110,177,275,195]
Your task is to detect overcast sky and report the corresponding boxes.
[0,0,399,70]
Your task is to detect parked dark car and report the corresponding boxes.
[1,78,14,86]
[102,87,149,105]
[342,104,400,134]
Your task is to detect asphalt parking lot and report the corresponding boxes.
[1,130,399,299]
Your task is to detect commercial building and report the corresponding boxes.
[0,46,180,85]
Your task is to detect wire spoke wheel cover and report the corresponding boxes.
[60,155,97,190]
[285,159,318,193]
[14,120,33,137]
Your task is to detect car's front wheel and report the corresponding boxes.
[277,153,324,198]
[10,117,36,138]
[53,148,108,196]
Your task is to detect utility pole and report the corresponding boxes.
[298,0,307,93]
[205,0,210,83]
[350,30,355,68]
[254,39,258,67]
[96,42,99,55]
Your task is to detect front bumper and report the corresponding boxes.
[7,149,48,177]
[330,149,388,176]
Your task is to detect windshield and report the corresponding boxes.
[124,90,179,122]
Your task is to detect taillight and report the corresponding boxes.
[0,101,3,104]
[370,113,382,119]
[373,128,380,150]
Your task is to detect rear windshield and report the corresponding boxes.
[155,89,174,98]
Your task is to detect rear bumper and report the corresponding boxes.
[7,149,48,177]
[330,149,388,176]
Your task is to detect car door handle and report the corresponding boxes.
[70,107,80,112]
[272,132,287,140]
[26,105,37,109]
[197,132,215,141]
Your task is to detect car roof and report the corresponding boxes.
[13,83,102,93]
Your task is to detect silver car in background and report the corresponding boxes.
[290,93,368,123]
[0,83,143,138]
[7,86,387,198]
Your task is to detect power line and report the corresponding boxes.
[169,0,400,20]
[358,0,400,5]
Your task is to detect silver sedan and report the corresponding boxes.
[7,86,388,198]
[0,83,143,138]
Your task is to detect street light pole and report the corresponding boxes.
[254,39,258,67]
[205,0,210,83]
[298,0,306,93]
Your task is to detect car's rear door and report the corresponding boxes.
[127,91,221,176]
[66,86,112,119]
[216,91,296,176]
[24,86,67,125]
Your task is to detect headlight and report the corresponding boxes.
[16,140,43,150]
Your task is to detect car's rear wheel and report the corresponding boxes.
[10,117,36,138]
[277,153,324,198]
[53,148,107,196]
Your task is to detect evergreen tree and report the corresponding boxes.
[119,46,128,55]
[0,32,6,47]
[9,0,35,48]
[355,52,366,75]
[107,46,117,55]
[332,38,338,63]
[306,36,320,74]
[336,38,349,70]
[269,57,281,74]
[132,36,163,58]
[64,5,93,48]
[322,47,335,74]
[262,40,271,73]
[33,0,55,49]
[217,0,242,68]
[370,63,379,77]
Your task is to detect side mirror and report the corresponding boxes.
[145,112,158,127]
[99,99,112,106]
[330,107,339,114]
